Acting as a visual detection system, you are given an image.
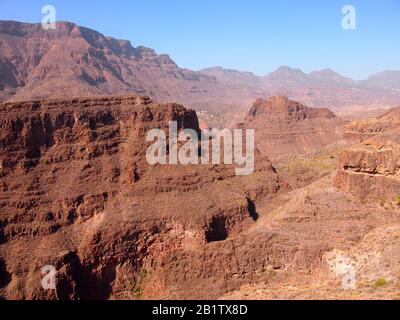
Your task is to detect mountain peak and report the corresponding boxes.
[309,68,353,85]
[199,66,256,76]
[247,95,336,121]
[311,68,338,75]
[0,20,204,102]
[272,65,305,74]
[364,70,400,90]
[264,66,309,85]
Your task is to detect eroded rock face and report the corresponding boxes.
[343,107,400,142]
[0,95,288,300]
[0,20,216,104]
[335,128,400,201]
[246,96,336,121]
[238,96,344,160]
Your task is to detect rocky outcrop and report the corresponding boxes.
[0,95,289,300]
[343,107,400,141]
[246,96,336,121]
[238,96,344,160]
[335,128,400,201]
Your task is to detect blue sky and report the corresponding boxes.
[0,0,399,79]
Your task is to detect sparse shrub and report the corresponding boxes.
[236,198,247,206]
[269,270,278,278]
[133,284,142,299]
[304,195,312,204]
[396,195,400,206]
[132,267,149,299]
[374,278,387,288]
[379,199,385,208]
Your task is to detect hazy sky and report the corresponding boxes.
[0,0,399,79]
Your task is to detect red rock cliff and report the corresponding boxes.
[0,95,288,300]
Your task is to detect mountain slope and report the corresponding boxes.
[362,71,400,90]
[1,20,400,113]
[0,20,217,103]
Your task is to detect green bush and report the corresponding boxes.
[374,278,387,288]
[396,195,400,206]
[133,284,142,299]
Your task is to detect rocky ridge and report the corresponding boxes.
[237,96,344,160]
[343,107,400,141]
[0,94,289,299]
[335,128,400,201]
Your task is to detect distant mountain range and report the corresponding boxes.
[361,71,400,90]
[202,65,400,90]
[1,20,400,111]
